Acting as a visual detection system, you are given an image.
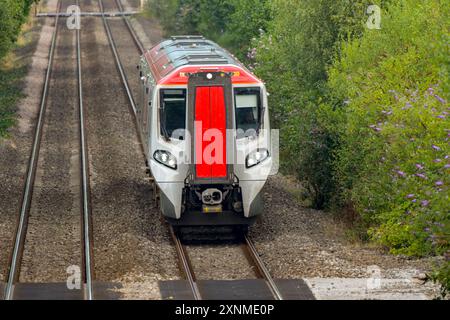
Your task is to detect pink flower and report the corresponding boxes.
[396,170,406,177]
[415,173,426,179]
[432,145,441,151]
[415,164,424,170]
[369,124,381,132]
[435,181,444,186]
[421,200,430,207]
[434,95,446,104]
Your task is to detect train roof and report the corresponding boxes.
[144,36,261,85]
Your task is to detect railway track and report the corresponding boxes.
[97,0,146,155]
[242,234,283,300]
[75,0,94,300]
[98,0,144,122]
[97,0,159,201]
[100,0,287,300]
[3,0,94,300]
[4,0,62,300]
[169,226,284,300]
[1,0,312,300]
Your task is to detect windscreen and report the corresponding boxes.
[234,87,261,138]
[160,89,186,139]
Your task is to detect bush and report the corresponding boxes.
[0,1,23,59]
[145,0,271,61]
[145,0,449,291]
[430,257,450,299]
[145,0,180,33]
[253,0,380,208]
[327,0,449,256]
[0,65,26,137]
[221,0,271,60]
[0,0,35,137]
[0,0,36,59]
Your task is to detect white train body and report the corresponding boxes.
[136,36,272,226]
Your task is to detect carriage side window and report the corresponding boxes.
[160,89,186,140]
[234,87,262,138]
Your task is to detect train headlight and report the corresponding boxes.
[154,150,177,170]
[246,148,269,168]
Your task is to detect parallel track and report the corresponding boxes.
[98,0,283,300]
[243,235,283,300]
[98,0,142,130]
[4,0,63,300]
[169,228,284,300]
[113,0,145,54]
[76,0,94,300]
[169,226,202,300]
[4,0,94,300]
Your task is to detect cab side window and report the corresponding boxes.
[234,87,262,138]
[160,89,187,140]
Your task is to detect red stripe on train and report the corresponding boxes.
[195,86,227,179]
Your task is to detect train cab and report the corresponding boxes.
[136,36,272,226]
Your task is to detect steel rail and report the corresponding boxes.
[168,226,202,300]
[4,0,62,301]
[97,0,147,162]
[98,0,138,116]
[243,235,283,300]
[114,0,145,54]
[76,0,94,300]
[36,11,139,17]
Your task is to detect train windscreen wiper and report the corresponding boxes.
[258,91,265,132]
[160,103,171,140]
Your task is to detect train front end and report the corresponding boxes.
[146,38,273,227]
[151,70,271,227]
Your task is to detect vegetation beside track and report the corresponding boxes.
[0,58,26,137]
[0,0,38,137]
[147,0,449,296]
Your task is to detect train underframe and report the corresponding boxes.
[162,183,261,227]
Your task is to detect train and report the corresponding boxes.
[136,36,272,227]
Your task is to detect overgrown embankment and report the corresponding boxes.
[149,0,448,296]
[0,0,37,137]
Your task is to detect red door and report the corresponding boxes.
[195,86,227,179]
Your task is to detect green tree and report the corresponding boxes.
[254,0,380,208]
[145,0,271,60]
[328,0,449,255]
[222,0,271,59]
[0,0,35,137]
[0,0,31,60]
[145,0,180,34]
